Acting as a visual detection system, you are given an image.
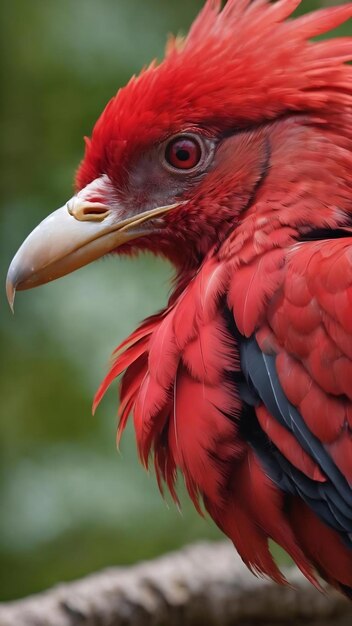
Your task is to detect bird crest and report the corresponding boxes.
[77,0,352,189]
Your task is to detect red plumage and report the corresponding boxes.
[8,0,352,597]
[91,0,352,594]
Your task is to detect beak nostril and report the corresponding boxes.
[83,206,107,216]
[67,200,111,222]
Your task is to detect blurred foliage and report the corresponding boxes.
[0,0,350,602]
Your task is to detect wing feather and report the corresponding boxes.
[237,237,352,549]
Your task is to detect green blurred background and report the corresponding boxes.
[0,0,350,602]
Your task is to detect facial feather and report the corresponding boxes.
[72,0,352,273]
[77,0,352,190]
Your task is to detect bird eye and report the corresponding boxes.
[165,135,202,171]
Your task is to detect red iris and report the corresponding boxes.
[165,136,202,170]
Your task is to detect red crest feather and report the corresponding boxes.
[77,0,352,189]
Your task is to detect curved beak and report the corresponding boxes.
[6,195,180,312]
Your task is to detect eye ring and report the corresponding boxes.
[162,133,206,174]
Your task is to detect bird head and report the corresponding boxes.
[6,0,352,306]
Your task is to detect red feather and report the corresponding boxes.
[89,0,352,595]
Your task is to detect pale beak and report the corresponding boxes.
[6,196,180,311]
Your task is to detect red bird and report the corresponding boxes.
[6,0,352,595]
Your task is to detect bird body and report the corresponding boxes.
[7,0,352,595]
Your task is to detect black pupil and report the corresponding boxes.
[176,148,190,162]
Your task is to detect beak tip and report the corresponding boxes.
[6,272,16,314]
